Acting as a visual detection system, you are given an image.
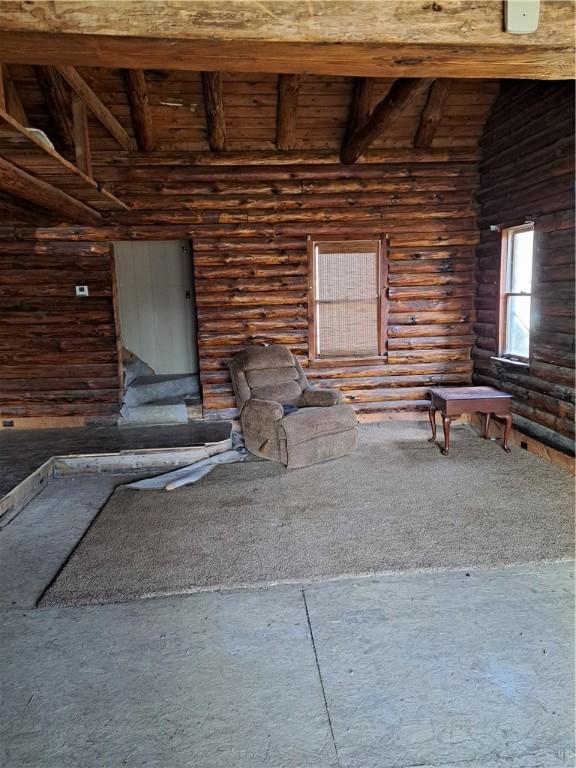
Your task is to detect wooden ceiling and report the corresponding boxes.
[0,1,573,80]
[0,0,572,225]
[6,66,499,155]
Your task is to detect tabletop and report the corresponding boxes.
[428,386,512,401]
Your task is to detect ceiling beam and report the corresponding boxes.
[276,74,300,150]
[56,66,136,151]
[345,78,374,142]
[0,154,101,224]
[0,34,571,81]
[0,1,572,80]
[124,69,155,152]
[201,72,226,152]
[341,78,434,164]
[414,79,452,149]
[72,95,92,177]
[0,1,572,50]
[34,66,75,149]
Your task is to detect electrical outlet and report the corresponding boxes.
[75,285,89,297]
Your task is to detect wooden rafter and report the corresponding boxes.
[0,154,100,223]
[276,74,300,150]
[124,69,155,152]
[340,78,434,164]
[56,66,136,151]
[0,1,572,80]
[201,72,226,152]
[34,65,75,149]
[72,95,92,177]
[0,107,128,212]
[0,189,55,224]
[2,65,28,125]
[345,77,374,141]
[414,79,452,149]
[0,64,5,111]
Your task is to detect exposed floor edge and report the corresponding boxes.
[0,438,232,526]
[0,458,55,528]
[38,557,576,610]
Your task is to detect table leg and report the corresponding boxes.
[441,415,452,456]
[483,412,492,439]
[428,406,437,442]
[503,414,512,452]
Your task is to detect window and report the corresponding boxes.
[307,237,387,361]
[499,223,534,360]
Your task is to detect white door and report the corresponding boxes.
[113,240,198,375]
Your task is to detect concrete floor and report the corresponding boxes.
[1,475,574,768]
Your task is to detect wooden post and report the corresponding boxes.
[276,74,300,150]
[341,78,434,164]
[34,66,75,148]
[3,65,28,125]
[201,72,226,152]
[72,94,92,177]
[0,64,5,112]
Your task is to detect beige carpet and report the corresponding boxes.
[40,423,575,607]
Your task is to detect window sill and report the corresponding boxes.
[491,356,529,369]
[308,356,387,368]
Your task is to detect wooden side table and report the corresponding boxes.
[428,386,513,456]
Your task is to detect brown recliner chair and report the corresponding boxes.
[229,344,358,469]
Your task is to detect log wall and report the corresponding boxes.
[0,241,122,424]
[473,81,575,454]
[0,155,480,422]
[179,160,479,419]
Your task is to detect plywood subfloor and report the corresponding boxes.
[0,421,231,497]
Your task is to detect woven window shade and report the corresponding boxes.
[314,240,380,358]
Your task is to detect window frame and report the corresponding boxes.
[498,222,534,362]
[306,234,389,366]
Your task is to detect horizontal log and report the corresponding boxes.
[388,335,474,350]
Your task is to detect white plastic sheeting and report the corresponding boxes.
[124,450,245,491]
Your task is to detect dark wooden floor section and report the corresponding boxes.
[0,421,232,497]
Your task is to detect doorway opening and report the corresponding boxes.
[113,240,201,425]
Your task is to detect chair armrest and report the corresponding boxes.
[299,387,343,407]
[241,398,284,421]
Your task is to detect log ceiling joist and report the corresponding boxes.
[124,69,155,152]
[341,78,434,164]
[56,66,137,151]
[34,66,75,149]
[276,74,300,150]
[0,1,572,80]
[201,72,226,152]
[0,154,100,224]
[414,79,452,150]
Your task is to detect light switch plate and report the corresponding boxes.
[75,285,89,297]
[505,0,540,34]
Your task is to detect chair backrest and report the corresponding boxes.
[229,344,308,409]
